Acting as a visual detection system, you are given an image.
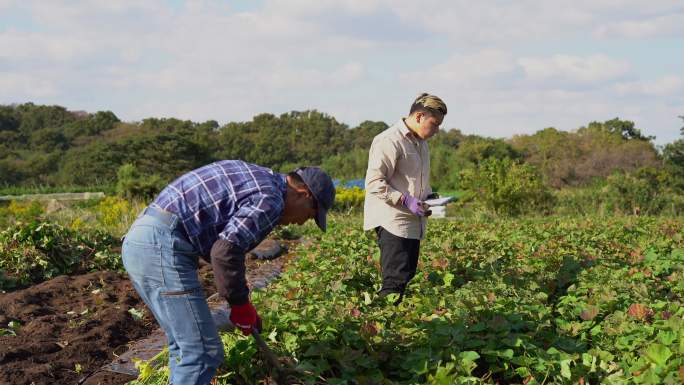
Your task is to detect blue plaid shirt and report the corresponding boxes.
[151,160,287,256]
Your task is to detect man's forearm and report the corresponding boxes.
[210,239,249,305]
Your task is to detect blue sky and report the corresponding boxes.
[1,0,682,145]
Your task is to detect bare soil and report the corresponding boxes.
[0,240,292,385]
[0,263,218,385]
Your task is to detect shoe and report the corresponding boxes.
[378,290,403,306]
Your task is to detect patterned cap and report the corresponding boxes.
[294,166,336,232]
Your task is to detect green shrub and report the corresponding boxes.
[603,168,682,215]
[554,170,684,216]
[0,221,121,290]
[116,163,165,200]
[95,196,136,228]
[320,148,368,181]
[333,186,365,211]
[460,157,555,216]
[0,200,45,226]
[554,184,606,216]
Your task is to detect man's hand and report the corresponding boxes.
[402,194,430,217]
[230,302,262,335]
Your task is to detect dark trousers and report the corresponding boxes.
[376,227,420,295]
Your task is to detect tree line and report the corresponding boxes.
[1,103,682,198]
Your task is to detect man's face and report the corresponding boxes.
[415,112,443,140]
[292,196,317,225]
[284,190,317,226]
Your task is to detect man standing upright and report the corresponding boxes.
[363,93,447,304]
[121,160,335,385]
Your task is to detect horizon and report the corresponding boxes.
[5,101,678,147]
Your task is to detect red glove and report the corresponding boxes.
[230,302,262,335]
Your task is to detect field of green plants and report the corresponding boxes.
[129,215,683,385]
[0,187,682,384]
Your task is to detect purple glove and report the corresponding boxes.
[402,194,430,217]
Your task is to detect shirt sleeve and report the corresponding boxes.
[424,144,432,199]
[365,136,404,205]
[218,191,284,253]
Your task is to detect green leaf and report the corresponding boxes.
[560,359,572,379]
[363,291,372,305]
[644,344,672,367]
[459,351,480,362]
[128,307,144,321]
[515,366,530,378]
[657,330,676,345]
[0,328,16,337]
[443,272,454,287]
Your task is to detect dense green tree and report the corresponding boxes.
[662,116,684,190]
[244,113,296,168]
[58,141,127,185]
[348,120,388,150]
[0,106,20,133]
[29,127,68,152]
[429,145,461,191]
[285,110,350,165]
[663,117,684,167]
[431,128,463,148]
[583,118,654,141]
[16,103,76,138]
[511,128,579,187]
[63,111,120,141]
[0,159,24,185]
[215,122,253,161]
[320,148,369,181]
[512,119,660,187]
[215,110,350,170]
[454,136,519,166]
[1,103,680,197]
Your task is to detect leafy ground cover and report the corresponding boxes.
[133,215,682,384]
[0,221,122,290]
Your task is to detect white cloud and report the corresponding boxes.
[595,13,684,38]
[0,0,19,8]
[519,54,631,85]
[261,62,364,89]
[0,72,57,98]
[385,1,592,45]
[614,76,684,96]
[401,50,519,87]
[265,0,383,15]
[401,52,632,91]
[0,30,93,61]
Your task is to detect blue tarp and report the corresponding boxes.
[333,179,365,189]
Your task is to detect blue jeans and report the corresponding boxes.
[122,207,224,385]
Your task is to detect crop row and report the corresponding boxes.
[131,216,682,384]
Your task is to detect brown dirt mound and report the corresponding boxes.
[0,271,157,385]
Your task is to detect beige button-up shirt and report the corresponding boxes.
[363,119,432,239]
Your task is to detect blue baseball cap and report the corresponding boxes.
[294,166,335,231]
